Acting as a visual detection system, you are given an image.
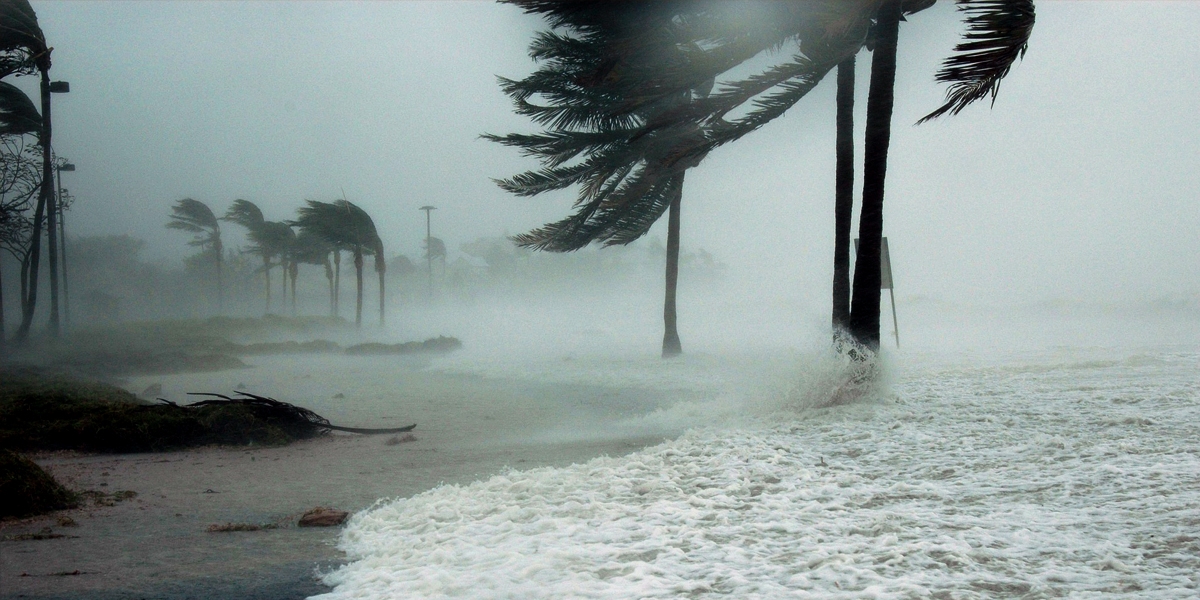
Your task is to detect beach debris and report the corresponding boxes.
[56,516,77,527]
[181,392,416,435]
[298,507,349,527]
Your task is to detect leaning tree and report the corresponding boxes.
[166,198,224,314]
[489,0,725,357]
[498,0,1035,354]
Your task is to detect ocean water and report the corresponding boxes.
[311,338,1199,599]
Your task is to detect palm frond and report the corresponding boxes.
[0,81,39,136]
[918,0,1035,124]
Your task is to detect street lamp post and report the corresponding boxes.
[56,163,75,330]
[419,206,436,301]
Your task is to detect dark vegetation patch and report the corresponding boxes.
[0,449,79,519]
[0,371,325,453]
[233,339,342,355]
[345,336,463,356]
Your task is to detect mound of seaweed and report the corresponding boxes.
[0,371,327,453]
[0,449,79,519]
[345,336,462,356]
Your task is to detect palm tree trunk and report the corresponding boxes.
[280,260,288,312]
[16,72,53,342]
[662,175,684,358]
[263,257,271,315]
[290,261,298,316]
[847,0,901,352]
[354,246,364,328]
[0,261,6,350]
[333,250,341,317]
[376,259,385,327]
[17,197,46,341]
[215,241,223,315]
[324,255,334,316]
[44,70,59,338]
[832,55,856,341]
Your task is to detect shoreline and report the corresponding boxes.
[1,357,692,599]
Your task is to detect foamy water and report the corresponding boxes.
[313,344,1200,599]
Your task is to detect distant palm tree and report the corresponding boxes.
[223,199,292,315]
[295,199,385,328]
[166,198,223,314]
[289,228,335,315]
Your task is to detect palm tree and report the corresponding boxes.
[166,198,223,313]
[289,228,335,315]
[223,199,292,315]
[489,3,715,357]
[295,199,384,328]
[1,0,52,342]
[501,0,1036,354]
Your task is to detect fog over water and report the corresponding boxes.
[21,0,1200,329]
[4,3,1200,599]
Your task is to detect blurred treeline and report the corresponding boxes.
[0,232,725,325]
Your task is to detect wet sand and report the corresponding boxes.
[1,355,691,599]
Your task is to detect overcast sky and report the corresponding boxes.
[24,1,1200,309]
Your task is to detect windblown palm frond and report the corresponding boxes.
[166,198,220,247]
[0,81,39,136]
[0,0,47,76]
[222,198,265,229]
[918,0,1035,124]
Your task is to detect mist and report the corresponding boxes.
[4,2,1200,599]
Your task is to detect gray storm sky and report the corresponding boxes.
[25,1,1200,308]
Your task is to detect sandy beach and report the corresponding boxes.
[1,354,703,599]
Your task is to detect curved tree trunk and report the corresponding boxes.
[376,258,385,327]
[353,246,364,328]
[662,175,684,358]
[847,0,901,352]
[832,56,856,342]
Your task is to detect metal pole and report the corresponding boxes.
[419,206,436,301]
[57,172,69,330]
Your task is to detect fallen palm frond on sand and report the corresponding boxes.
[182,392,417,435]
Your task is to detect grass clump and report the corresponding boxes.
[0,449,79,519]
[345,336,462,356]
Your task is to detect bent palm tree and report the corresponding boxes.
[223,199,292,315]
[166,198,223,314]
[490,2,716,357]
[501,0,1035,354]
[295,199,384,328]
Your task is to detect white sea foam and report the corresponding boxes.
[314,347,1200,599]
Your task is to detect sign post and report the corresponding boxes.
[853,236,900,348]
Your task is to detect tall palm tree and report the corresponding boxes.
[295,199,384,328]
[501,0,1035,354]
[223,199,291,315]
[166,198,223,314]
[490,2,715,357]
